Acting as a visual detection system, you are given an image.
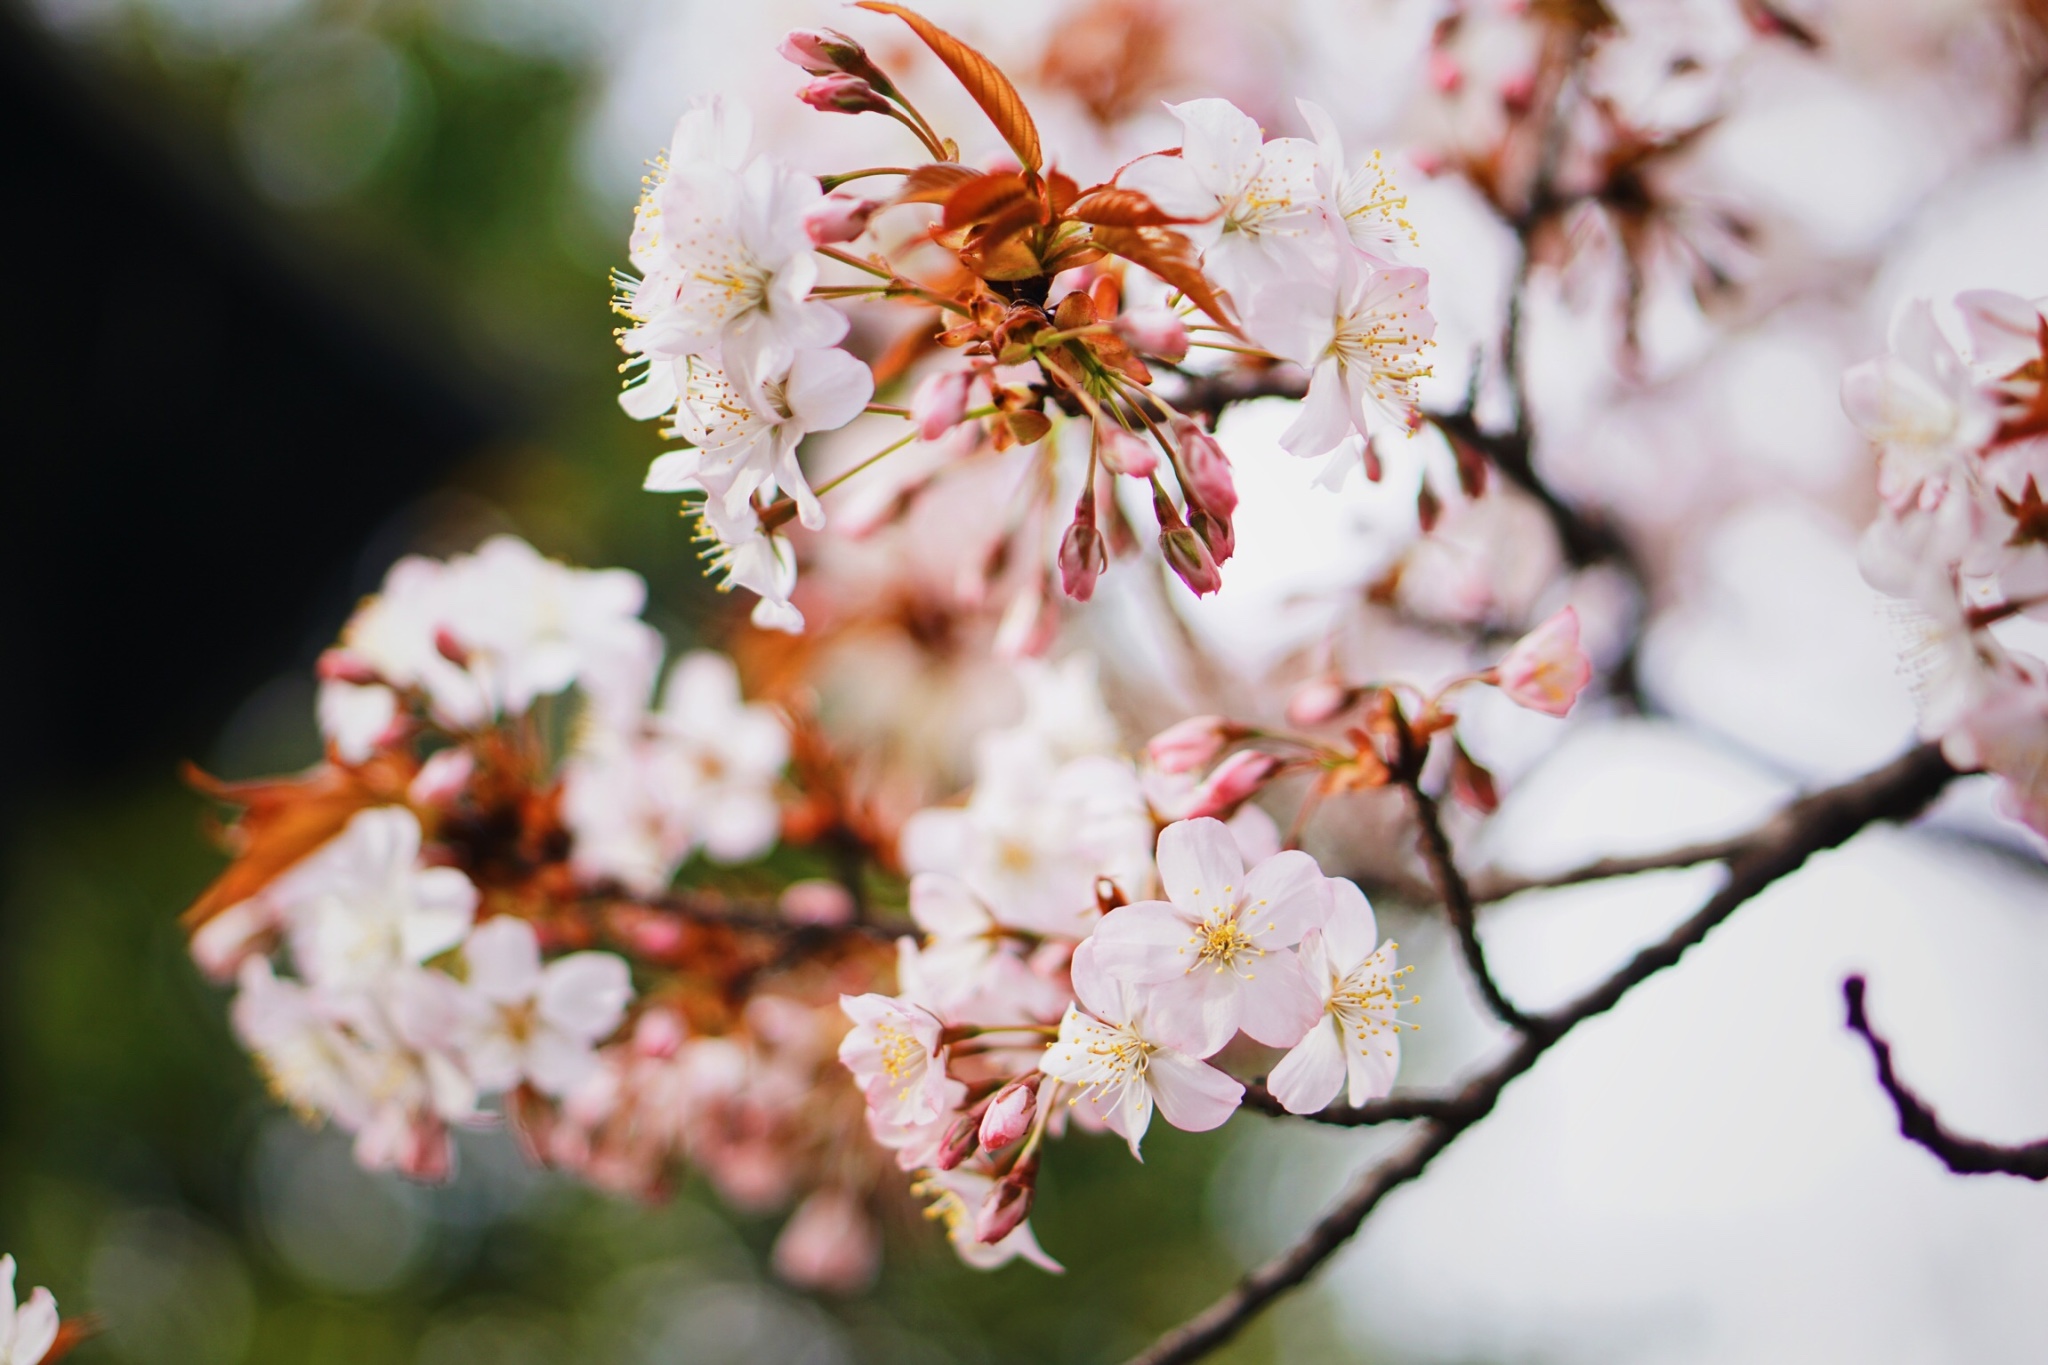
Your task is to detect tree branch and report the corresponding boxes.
[1119,741,1957,1365]
[1402,780,1533,1031]
[1468,831,1754,902]
[1842,975,2048,1180]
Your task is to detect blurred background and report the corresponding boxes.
[7,0,2048,1361]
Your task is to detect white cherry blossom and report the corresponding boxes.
[460,917,634,1098]
[911,1168,1063,1272]
[1841,299,1997,512]
[839,993,951,1127]
[1268,878,1407,1114]
[276,807,477,991]
[0,1257,58,1365]
[690,489,806,634]
[1295,99,1415,258]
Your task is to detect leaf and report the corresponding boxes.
[1089,224,1240,335]
[942,171,1041,230]
[895,162,980,205]
[181,755,411,929]
[1066,186,1208,228]
[855,2,1043,171]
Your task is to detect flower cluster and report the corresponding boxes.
[1845,292,2048,833]
[614,8,1435,633]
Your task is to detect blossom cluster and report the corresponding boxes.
[613,9,1435,635]
[1845,292,2048,833]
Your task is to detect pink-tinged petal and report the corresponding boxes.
[1002,1220,1066,1273]
[538,952,634,1040]
[897,808,970,877]
[1141,967,1243,1058]
[1345,1026,1401,1108]
[1147,1048,1244,1132]
[13,1285,60,1365]
[1067,938,1123,1022]
[785,345,874,433]
[1236,947,1322,1048]
[1280,357,1357,458]
[463,916,542,1004]
[1237,850,1330,946]
[0,1253,17,1320]
[1089,901,1199,985]
[1268,1018,1345,1115]
[1957,289,2042,374]
[1155,817,1245,915]
[1320,877,1378,970]
[909,873,993,938]
[1167,97,1263,197]
[526,1029,600,1097]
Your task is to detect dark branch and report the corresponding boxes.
[1238,1080,1464,1127]
[1843,975,2048,1180]
[1120,742,1958,1365]
[1403,780,1534,1031]
[1469,832,1753,902]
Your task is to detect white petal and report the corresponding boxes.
[1141,966,1243,1058]
[11,1286,59,1365]
[538,952,634,1040]
[643,449,706,493]
[1320,877,1378,969]
[1147,1048,1244,1132]
[1268,1018,1345,1115]
[909,873,994,938]
[1237,849,1330,946]
[464,916,542,1004]
[785,347,876,433]
[1236,947,1322,1048]
[1089,901,1199,986]
[1280,357,1357,458]
[1155,817,1245,915]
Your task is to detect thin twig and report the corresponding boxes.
[1468,832,1753,902]
[1238,1080,1464,1127]
[1403,780,1534,1032]
[1120,741,1957,1365]
[1843,975,2048,1180]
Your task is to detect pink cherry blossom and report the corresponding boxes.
[839,993,951,1127]
[1268,878,1406,1114]
[1495,606,1594,718]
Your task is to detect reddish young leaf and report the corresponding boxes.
[855,2,1044,171]
[1089,224,1239,334]
[1066,185,1208,228]
[942,171,1042,230]
[895,162,980,204]
[40,1314,104,1365]
[1450,740,1501,814]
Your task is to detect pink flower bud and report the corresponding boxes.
[979,1077,1040,1151]
[779,878,856,925]
[1428,49,1463,93]
[1190,507,1234,565]
[937,1112,981,1171]
[1098,425,1157,478]
[800,74,893,115]
[778,28,871,78]
[1172,417,1237,516]
[433,627,470,667]
[316,648,379,685]
[802,193,879,245]
[912,369,973,441]
[1113,308,1190,362]
[772,1189,881,1295]
[1059,520,1107,601]
[1146,715,1235,774]
[407,747,474,806]
[1161,526,1223,595]
[1495,606,1593,717]
[1186,749,1282,820]
[633,1008,686,1059]
[978,1165,1037,1244]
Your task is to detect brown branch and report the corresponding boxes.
[1402,779,1534,1031]
[1238,1080,1464,1127]
[1468,831,1753,902]
[1120,741,1958,1365]
[1843,975,2048,1180]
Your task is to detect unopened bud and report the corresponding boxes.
[1427,48,1463,93]
[434,627,471,667]
[1190,506,1234,564]
[1161,526,1223,596]
[1098,424,1157,478]
[1186,749,1282,820]
[1286,677,1355,727]
[779,878,855,925]
[317,648,380,685]
[778,28,881,84]
[1113,308,1190,363]
[912,369,973,441]
[800,74,893,116]
[937,1112,981,1171]
[802,192,879,245]
[979,1077,1040,1151]
[1171,417,1237,517]
[977,1164,1037,1244]
[407,747,474,806]
[1059,521,1107,601]
[1146,715,1237,774]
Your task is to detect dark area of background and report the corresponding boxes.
[0,5,1304,1360]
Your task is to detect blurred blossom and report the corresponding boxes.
[251,1118,434,1294]
[88,1210,255,1365]
[587,1266,849,1365]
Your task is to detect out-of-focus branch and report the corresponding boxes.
[1238,1080,1464,1126]
[1121,741,1957,1365]
[1402,779,1533,1031]
[1843,975,2048,1180]
[1468,831,1753,902]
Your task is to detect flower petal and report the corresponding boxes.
[1268,1017,1345,1115]
[1147,1047,1244,1132]
[1155,817,1245,917]
[1237,849,1330,946]
[1236,946,1322,1048]
[1089,900,1198,985]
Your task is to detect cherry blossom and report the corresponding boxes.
[460,917,634,1098]
[838,993,951,1127]
[0,1257,58,1365]
[1841,299,1997,512]
[911,1168,1063,1271]
[1088,818,1328,1057]
[1494,606,1595,717]
[277,807,477,991]
[1267,878,1409,1114]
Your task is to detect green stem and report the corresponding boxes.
[819,166,916,190]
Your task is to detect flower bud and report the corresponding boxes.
[1059,521,1108,601]
[1185,749,1282,820]
[407,747,474,806]
[1190,506,1234,565]
[778,28,877,81]
[1113,308,1190,362]
[936,1112,981,1171]
[779,878,855,925]
[1171,417,1237,516]
[1427,49,1463,93]
[912,369,973,441]
[773,1189,881,1295]
[802,193,879,245]
[1495,606,1593,717]
[1287,677,1355,727]
[1161,526,1223,596]
[979,1077,1040,1151]
[316,648,379,685]
[977,1165,1037,1244]
[434,627,471,667]
[1146,715,1236,774]
[800,74,893,116]
[1098,424,1158,478]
